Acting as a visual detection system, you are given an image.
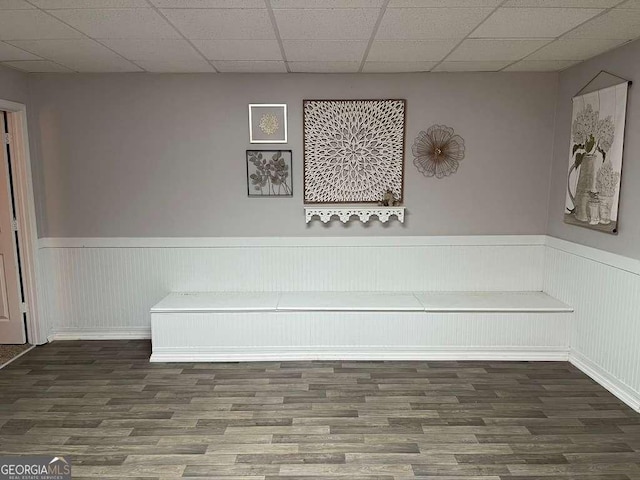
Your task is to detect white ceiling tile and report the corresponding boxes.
[283,40,367,61]
[8,40,142,71]
[30,0,148,7]
[528,38,628,60]
[433,60,511,71]
[135,58,215,72]
[362,61,437,72]
[274,8,380,40]
[100,39,204,61]
[1,0,636,73]
[0,41,41,61]
[617,0,640,7]
[214,60,286,72]
[565,9,640,38]
[504,59,578,71]
[151,0,264,7]
[0,0,34,8]
[8,39,140,70]
[389,0,501,5]
[192,39,281,60]
[473,8,603,38]
[377,8,492,40]
[503,0,620,7]
[289,61,360,72]
[65,58,143,71]
[50,8,180,39]
[271,0,385,7]
[448,39,551,61]
[161,8,275,39]
[0,10,83,40]
[3,60,73,72]
[368,39,458,61]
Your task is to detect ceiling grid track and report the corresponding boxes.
[264,0,290,74]
[22,0,146,73]
[0,3,71,73]
[499,0,632,72]
[358,0,391,73]
[143,0,220,73]
[430,0,509,73]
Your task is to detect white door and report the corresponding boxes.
[0,112,25,344]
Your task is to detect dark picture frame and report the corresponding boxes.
[303,99,406,204]
[246,150,293,197]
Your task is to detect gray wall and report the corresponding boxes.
[0,64,28,106]
[547,39,640,259]
[28,72,558,238]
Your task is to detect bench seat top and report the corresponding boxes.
[151,292,279,313]
[151,291,572,314]
[415,291,573,313]
[278,292,424,312]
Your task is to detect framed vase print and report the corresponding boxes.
[565,81,629,234]
[249,104,287,144]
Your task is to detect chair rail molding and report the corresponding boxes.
[38,235,546,249]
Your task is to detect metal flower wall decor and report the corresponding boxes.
[412,125,465,179]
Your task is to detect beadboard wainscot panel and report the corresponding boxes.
[545,237,640,412]
[150,311,570,362]
[38,236,546,340]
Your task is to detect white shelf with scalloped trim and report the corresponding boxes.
[304,206,405,224]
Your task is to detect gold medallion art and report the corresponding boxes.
[259,113,279,136]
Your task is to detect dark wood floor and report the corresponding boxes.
[0,340,639,479]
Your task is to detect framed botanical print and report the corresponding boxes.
[246,150,292,197]
[248,104,287,144]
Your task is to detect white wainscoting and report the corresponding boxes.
[35,234,640,412]
[544,237,640,412]
[38,236,546,342]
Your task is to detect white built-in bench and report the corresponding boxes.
[150,291,573,362]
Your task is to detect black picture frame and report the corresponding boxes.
[246,150,293,198]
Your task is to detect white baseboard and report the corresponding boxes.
[569,349,640,413]
[150,346,570,363]
[47,327,151,341]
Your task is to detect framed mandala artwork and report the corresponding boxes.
[249,104,287,144]
[303,99,406,204]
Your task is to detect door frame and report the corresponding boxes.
[0,98,43,345]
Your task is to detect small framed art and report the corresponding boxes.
[248,104,287,143]
[246,150,293,197]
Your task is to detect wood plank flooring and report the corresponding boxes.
[0,340,639,479]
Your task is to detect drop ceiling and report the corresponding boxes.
[0,0,639,74]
